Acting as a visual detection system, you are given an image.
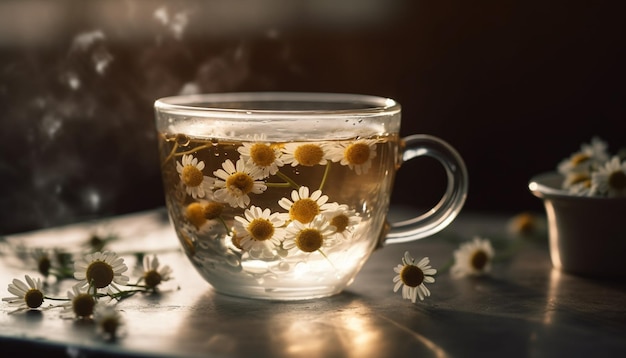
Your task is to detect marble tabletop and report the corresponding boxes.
[1,207,625,358]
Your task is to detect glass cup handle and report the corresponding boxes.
[380,134,468,246]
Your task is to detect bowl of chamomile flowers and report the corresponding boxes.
[529,137,626,278]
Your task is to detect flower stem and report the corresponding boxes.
[219,216,231,235]
[318,162,331,191]
[275,171,300,189]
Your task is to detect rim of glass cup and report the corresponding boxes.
[154,92,401,119]
[529,171,626,202]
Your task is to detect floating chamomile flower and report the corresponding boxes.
[141,255,174,290]
[74,251,129,291]
[176,154,215,199]
[450,237,495,278]
[185,200,224,231]
[2,275,46,312]
[591,156,626,197]
[393,251,436,303]
[278,186,335,224]
[282,142,328,167]
[213,158,267,208]
[61,284,96,319]
[327,139,378,175]
[283,215,335,254]
[234,206,286,259]
[557,136,609,176]
[238,141,285,177]
[323,204,361,240]
[93,303,125,340]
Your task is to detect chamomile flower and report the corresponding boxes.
[185,200,224,231]
[393,252,436,303]
[213,158,267,208]
[322,204,361,240]
[327,139,378,175]
[238,141,285,177]
[278,186,335,224]
[283,215,335,254]
[450,237,495,278]
[557,136,609,176]
[93,303,126,340]
[281,142,328,167]
[74,251,129,291]
[31,248,52,277]
[2,275,46,312]
[234,206,286,259]
[176,154,215,199]
[591,156,626,197]
[562,171,594,196]
[140,255,174,289]
[61,284,96,319]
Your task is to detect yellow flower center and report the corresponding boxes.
[400,265,424,287]
[608,171,626,190]
[569,172,590,186]
[86,260,114,288]
[471,250,488,270]
[330,214,350,233]
[290,198,319,223]
[186,202,207,228]
[296,228,324,252]
[250,143,276,167]
[144,270,163,288]
[25,289,44,309]
[226,172,254,194]
[571,153,590,166]
[182,165,204,187]
[344,142,371,165]
[73,293,96,318]
[247,218,275,241]
[38,256,51,277]
[204,202,224,220]
[100,316,120,336]
[294,144,324,166]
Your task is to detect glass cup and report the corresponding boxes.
[154,92,468,300]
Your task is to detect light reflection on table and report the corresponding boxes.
[1,207,625,358]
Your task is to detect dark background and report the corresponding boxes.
[1,0,625,235]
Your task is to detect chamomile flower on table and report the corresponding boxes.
[322,204,361,241]
[2,275,46,313]
[450,236,495,278]
[233,206,286,259]
[392,251,436,303]
[278,186,336,224]
[73,251,129,292]
[176,154,215,199]
[61,284,97,319]
[93,303,126,341]
[591,156,626,197]
[213,158,267,208]
[326,139,378,175]
[283,215,335,255]
[281,142,328,167]
[140,255,174,290]
[238,141,285,177]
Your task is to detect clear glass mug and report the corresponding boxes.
[154,92,468,300]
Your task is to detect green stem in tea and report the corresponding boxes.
[265,182,293,188]
[318,162,331,191]
[317,249,337,271]
[275,171,300,189]
[218,216,231,235]
[161,142,179,168]
[174,144,213,158]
